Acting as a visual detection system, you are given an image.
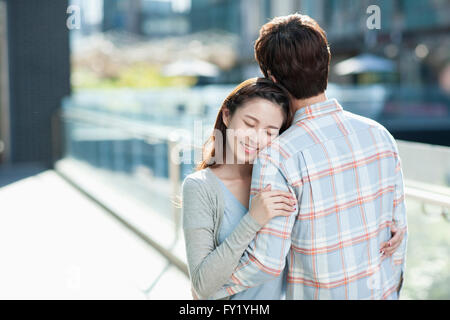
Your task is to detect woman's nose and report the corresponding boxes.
[257,129,269,144]
[246,132,259,146]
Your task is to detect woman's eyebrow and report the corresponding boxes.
[245,115,278,130]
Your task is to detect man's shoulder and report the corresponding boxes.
[343,110,398,149]
[262,124,316,160]
[344,110,389,134]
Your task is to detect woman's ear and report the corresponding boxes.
[222,108,230,127]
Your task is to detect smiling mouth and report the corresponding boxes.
[240,141,259,154]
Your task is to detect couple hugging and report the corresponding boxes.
[181,13,408,300]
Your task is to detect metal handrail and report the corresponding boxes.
[404,179,450,221]
[61,106,180,143]
[57,107,188,275]
[405,180,450,207]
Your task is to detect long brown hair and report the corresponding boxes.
[196,77,292,171]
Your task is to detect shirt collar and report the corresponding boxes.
[292,98,343,125]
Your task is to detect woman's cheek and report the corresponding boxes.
[258,133,270,149]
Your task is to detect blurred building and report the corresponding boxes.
[0,0,70,167]
[66,0,449,146]
[189,0,243,34]
[141,0,189,36]
[102,0,189,37]
[296,0,450,87]
[294,0,450,145]
[0,1,8,164]
[185,0,450,89]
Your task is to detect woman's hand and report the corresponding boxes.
[379,223,406,256]
[191,286,199,300]
[249,184,297,227]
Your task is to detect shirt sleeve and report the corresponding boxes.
[210,149,300,299]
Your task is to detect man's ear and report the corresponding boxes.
[267,70,277,83]
[222,108,230,127]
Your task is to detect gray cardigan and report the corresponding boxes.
[181,167,263,299]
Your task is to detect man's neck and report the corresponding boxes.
[291,92,328,113]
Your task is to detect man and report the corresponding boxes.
[211,13,407,300]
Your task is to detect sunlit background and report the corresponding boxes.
[0,0,449,300]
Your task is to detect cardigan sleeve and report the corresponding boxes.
[181,176,262,299]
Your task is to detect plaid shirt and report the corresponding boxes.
[211,98,408,300]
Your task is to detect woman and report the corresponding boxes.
[182,78,296,300]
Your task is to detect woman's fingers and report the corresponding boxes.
[384,241,402,256]
[191,287,199,300]
[271,195,297,206]
[391,224,398,233]
[384,229,404,256]
[272,203,296,212]
[380,227,404,255]
[273,209,294,216]
[263,190,296,199]
[390,228,404,246]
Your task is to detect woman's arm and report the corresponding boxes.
[182,177,262,299]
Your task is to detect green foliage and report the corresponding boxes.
[71,63,197,89]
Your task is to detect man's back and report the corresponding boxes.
[270,98,408,299]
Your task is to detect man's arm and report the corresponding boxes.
[210,149,300,299]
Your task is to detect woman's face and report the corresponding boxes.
[223,97,285,164]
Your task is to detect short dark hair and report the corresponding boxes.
[254,13,331,100]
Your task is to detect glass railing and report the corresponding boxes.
[397,141,450,299]
[400,196,450,300]
[54,91,450,299]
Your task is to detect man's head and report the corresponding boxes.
[254,13,331,100]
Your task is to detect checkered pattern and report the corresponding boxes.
[211,98,408,300]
